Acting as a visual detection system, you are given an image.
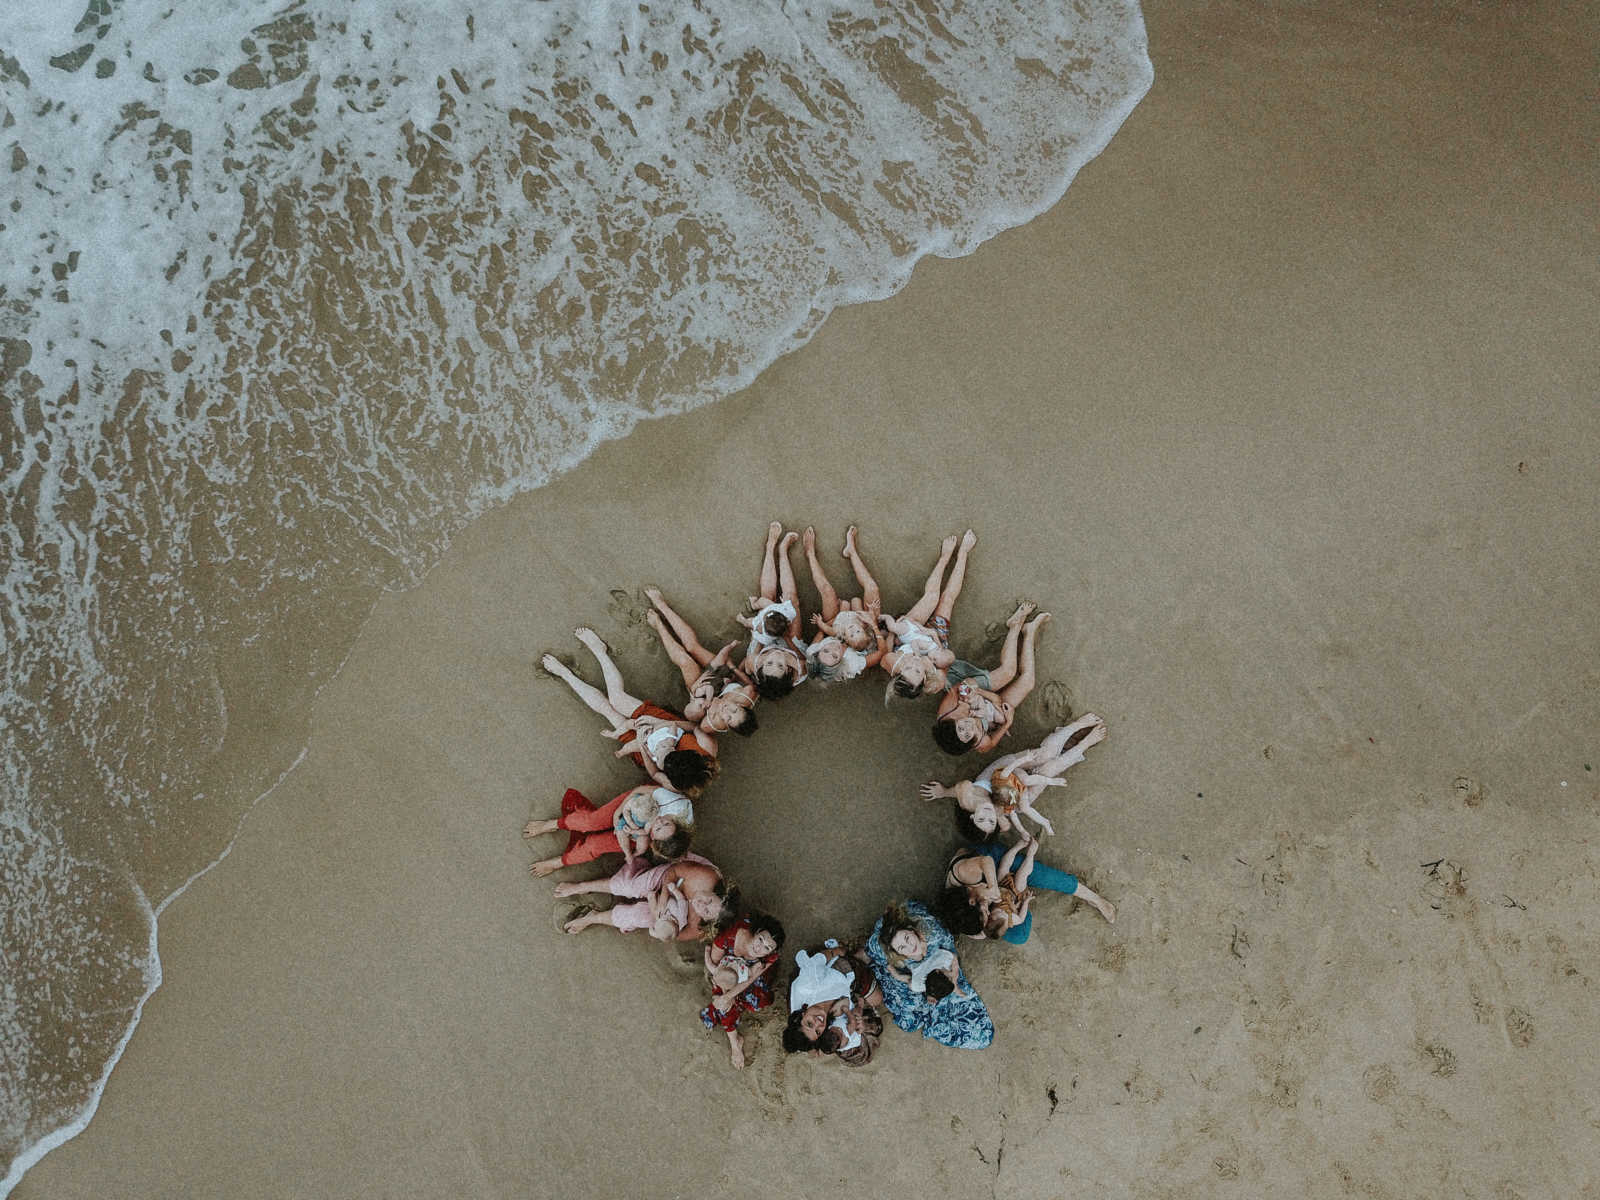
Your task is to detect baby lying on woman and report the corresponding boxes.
[738,522,808,701]
[800,525,888,683]
[922,712,1108,840]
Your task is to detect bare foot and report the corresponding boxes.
[728,1031,747,1070]
[779,530,799,553]
[959,529,978,552]
[573,626,604,650]
[645,610,664,632]
[939,533,958,556]
[843,524,859,559]
[564,909,603,934]
[644,586,663,606]
[1078,718,1108,750]
[539,653,571,678]
[802,525,816,555]
[1100,899,1117,924]
[1026,612,1051,633]
[528,858,561,877]
[523,818,559,839]
[552,881,583,898]
[765,519,782,545]
[1007,601,1036,627]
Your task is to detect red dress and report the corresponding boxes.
[699,917,778,1033]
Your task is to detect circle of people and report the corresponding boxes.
[525,524,1115,1070]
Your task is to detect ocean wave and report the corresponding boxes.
[0,0,1150,1187]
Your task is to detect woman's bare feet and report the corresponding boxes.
[1026,612,1051,634]
[573,626,605,653]
[643,585,664,607]
[539,653,570,678]
[727,1030,747,1070]
[939,533,958,557]
[802,525,817,556]
[959,529,978,553]
[1076,715,1108,751]
[528,857,562,877]
[779,530,799,554]
[552,880,592,899]
[564,909,606,934]
[1007,601,1036,628]
[843,524,859,559]
[523,818,560,839]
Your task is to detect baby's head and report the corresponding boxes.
[982,909,1012,940]
[706,693,758,737]
[761,609,790,638]
[887,655,932,699]
[990,771,1024,812]
[840,620,874,652]
[923,972,955,1002]
[647,819,691,862]
[648,911,681,941]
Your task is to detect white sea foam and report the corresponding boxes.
[0,0,1151,1188]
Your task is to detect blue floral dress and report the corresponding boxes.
[865,901,993,1049]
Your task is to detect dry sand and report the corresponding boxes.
[18,0,1599,1196]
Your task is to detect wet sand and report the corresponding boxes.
[18,0,1599,1196]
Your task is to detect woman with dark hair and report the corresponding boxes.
[930,603,1050,756]
[701,912,785,1069]
[781,941,885,1067]
[522,784,692,876]
[922,712,1109,839]
[540,626,718,795]
[800,525,888,684]
[941,833,1116,944]
[863,901,993,1049]
[737,522,808,701]
[879,530,976,701]
[643,587,758,738]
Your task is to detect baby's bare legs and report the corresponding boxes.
[802,527,841,622]
[574,627,644,713]
[541,654,629,729]
[842,525,882,612]
[645,610,704,692]
[932,529,979,623]
[757,520,782,603]
[645,588,716,668]
[998,613,1049,708]
[904,534,959,625]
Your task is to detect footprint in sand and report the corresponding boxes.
[1453,775,1484,807]
[1362,1063,1397,1102]
[1505,1007,1535,1048]
[1041,679,1074,724]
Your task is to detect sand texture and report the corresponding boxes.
[17,0,1599,1197]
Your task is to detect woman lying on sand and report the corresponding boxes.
[522,784,693,876]
[781,940,885,1067]
[541,627,717,795]
[879,530,977,701]
[737,522,808,701]
[931,603,1050,755]
[800,525,887,683]
[935,831,1115,944]
[644,587,758,738]
[921,713,1108,840]
[556,853,728,940]
[701,912,785,1069]
[864,901,993,1050]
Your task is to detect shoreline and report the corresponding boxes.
[15,0,1600,1196]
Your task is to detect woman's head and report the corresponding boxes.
[807,637,847,683]
[690,879,730,925]
[932,716,979,755]
[954,806,1001,844]
[744,912,786,959]
[880,905,927,965]
[888,654,932,698]
[705,692,757,736]
[783,1007,827,1054]
[752,647,803,699]
[933,886,986,936]
[662,748,716,794]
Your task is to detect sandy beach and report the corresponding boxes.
[16,0,1599,1196]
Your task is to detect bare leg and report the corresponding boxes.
[932,529,979,622]
[842,525,881,612]
[904,534,958,625]
[777,531,801,634]
[646,610,704,692]
[998,613,1049,708]
[803,527,841,622]
[645,588,716,667]
[726,1029,747,1070]
[541,654,629,728]
[564,909,618,934]
[523,818,561,839]
[757,520,782,603]
[553,876,617,899]
[1036,712,1105,760]
[985,602,1033,690]
[574,627,644,713]
[1072,881,1116,923]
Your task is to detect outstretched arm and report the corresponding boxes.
[1014,796,1055,837]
